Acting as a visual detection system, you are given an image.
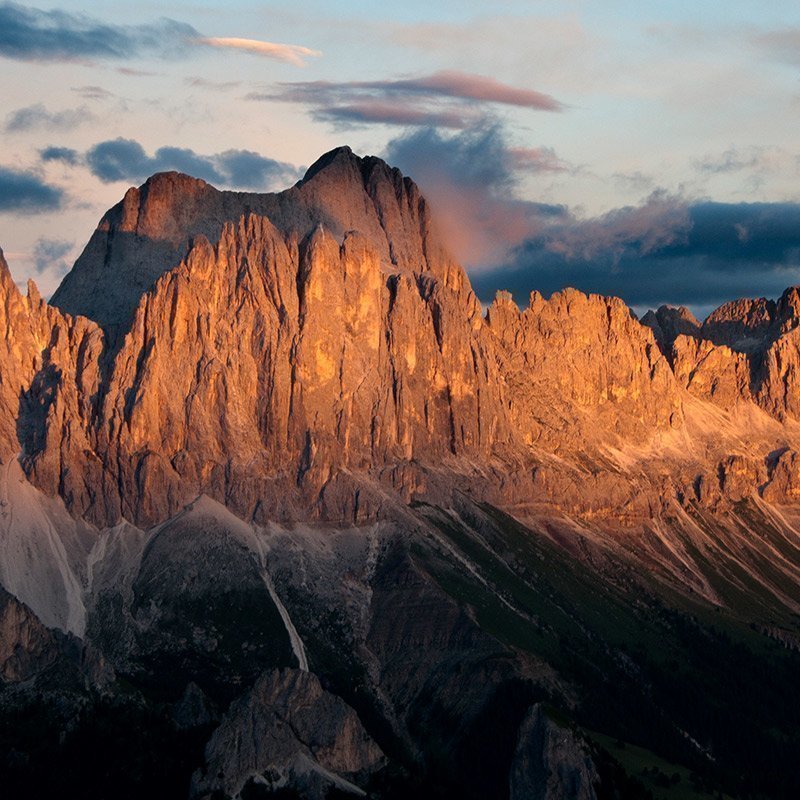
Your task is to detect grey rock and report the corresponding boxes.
[192,667,384,799]
[509,704,598,800]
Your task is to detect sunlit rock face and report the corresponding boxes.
[1,148,685,529]
[4,146,800,530]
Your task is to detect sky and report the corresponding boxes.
[1,1,799,319]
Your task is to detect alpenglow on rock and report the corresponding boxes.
[2,146,800,530]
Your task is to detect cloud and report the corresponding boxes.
[32,237,72,279]
[72,85,115,101]
[470,200,800,314]
[509,147,570,173]
[613,171,656,193]
[0,2,196,62]
[256,70,562,130]
[195,37,320,67]
[5,102,91,132]
[83,138,301,190]
[753,28,800,65]
[185,76,241,91]
[116,66,157,77]
[40,145,80,165]
[385,125,568,266]
[0,166,63,212]
[383,125,800,314]
[0,4,317,67]
[312,102,470,129]
[385,71,562,110]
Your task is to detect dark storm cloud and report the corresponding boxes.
[84,138,301,190]
[252,70,562,130]
[0,166,63,212]
[0,2,196,62]
[470,201,800,312]
[5,103,91,132]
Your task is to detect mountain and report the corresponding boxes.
[1,147,800,799]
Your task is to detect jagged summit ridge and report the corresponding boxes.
[50,146,456,329]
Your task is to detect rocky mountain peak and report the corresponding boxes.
[641,305,701,349]
[114,171,216,243]
[701,295,776,350]
[775,285,800,331]
[298,144,360,184]
[50,148,460,330]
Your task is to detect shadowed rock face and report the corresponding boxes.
[509,704,598,800]
[641,304,701,349]
[192,668,385,800]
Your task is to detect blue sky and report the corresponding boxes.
[1,1,799,316]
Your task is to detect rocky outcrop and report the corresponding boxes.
[192,668,384,800]
[0,587,60,682]
[671,334,752,407]
[762,449,800,502]
[97,495,298,699]
[641,304,701,348]
[509,704,598,800]
[701,296,775,350]
[487,288,680,449]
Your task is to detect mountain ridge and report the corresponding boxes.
[3,148,800,799]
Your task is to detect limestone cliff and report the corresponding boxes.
[3,147,800,530]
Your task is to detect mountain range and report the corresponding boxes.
[1,146,799,799]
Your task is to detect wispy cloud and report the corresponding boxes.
[184,76,241,91]
[508,147,570,173]
[693,146,788,175]
[753,28,800,65]
[116,66,158,77]
[5,102,92,132]
[72,85,115,101]
[385,71,562,110]
[73,138,301,190]
[312,101,470,129]
[254,70,562,130]
[0,166,63,212]
[195,37,320,67]
[385,124,567,266]
[32,237,72,279]
[0,3,317,67]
